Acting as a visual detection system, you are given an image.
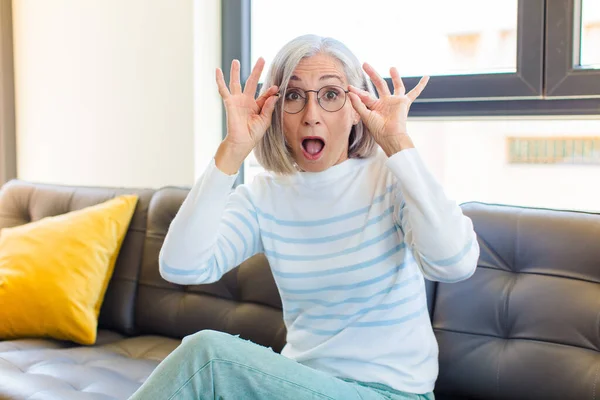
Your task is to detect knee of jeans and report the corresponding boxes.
[181,329,231,353]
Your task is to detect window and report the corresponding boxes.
[545,0,600,98]
[224,0,600,118]
[252,0,518,77]
[407,119,600,213]
[251,0,541,103]
[580,0,600,68]
[220,0,600,190]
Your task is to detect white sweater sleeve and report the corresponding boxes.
[386,148,480,283]
[158,159,262,285]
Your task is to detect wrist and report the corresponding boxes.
[379,134,415,157]
[215,140,252,175]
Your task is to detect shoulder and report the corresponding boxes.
[230,170,284,207]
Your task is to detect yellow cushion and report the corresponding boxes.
[0,195,138,345]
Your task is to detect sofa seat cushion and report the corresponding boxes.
[0,330,126,354]
[0,333,180,400]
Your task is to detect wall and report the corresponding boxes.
[192,0,222,180]
[12,0,195,188]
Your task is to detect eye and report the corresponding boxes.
[284,89,304,101]
[322,87,341,101]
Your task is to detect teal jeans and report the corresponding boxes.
[128,330,435,400]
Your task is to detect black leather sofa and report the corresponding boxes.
[0,179,598,399]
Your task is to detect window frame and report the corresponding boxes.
[396,0,600,116]
[399,0,545,102]
[221,0,251,185]
[544,0,600,98]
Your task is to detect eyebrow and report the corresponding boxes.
[289,74,345,84]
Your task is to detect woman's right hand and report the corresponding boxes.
[216,57,279,154]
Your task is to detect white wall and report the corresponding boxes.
[193,0,222,180]
[12,0,195,188]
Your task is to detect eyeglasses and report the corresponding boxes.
[282,85,349,114]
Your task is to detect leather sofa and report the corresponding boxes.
[0,179,598,400]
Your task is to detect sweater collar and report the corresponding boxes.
[284,156,374,186]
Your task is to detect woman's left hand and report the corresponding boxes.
[348,63,429,156]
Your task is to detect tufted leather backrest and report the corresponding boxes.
[433,202,600,400]
[0,180,155,335]
[133,187,287,351]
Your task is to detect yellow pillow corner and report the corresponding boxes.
[0,194,139,345]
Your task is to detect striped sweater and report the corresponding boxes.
[159,148,479,394]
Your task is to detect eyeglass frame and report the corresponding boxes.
[280,85,350,114]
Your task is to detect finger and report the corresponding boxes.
[390,67,405,96]
[229,59,242,94]
[256,85,279,109]
[363,62,391,96]
[259,94,280,123]
[407,76,430,102]
[244,57,265,96]
[348,85,377,108]
[215,68,230,99]
[348,92,371,122]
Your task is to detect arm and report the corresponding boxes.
[160,57,279,285]
[159,158,262,285]
[387,148,479,283]
[348,63,478,282]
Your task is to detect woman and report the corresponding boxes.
[130,35,479,400]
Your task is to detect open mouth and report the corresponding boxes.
[301,137,326,160]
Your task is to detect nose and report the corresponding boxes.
[301,92,321,126]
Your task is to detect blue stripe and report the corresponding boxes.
[222,235,238,265]
[261,206,394,244]
[229,211,259,254]
[278,257,409,295]
[222,220,248,259]
[271,243,405,279]
[292,305,427,336]
[350,305,427,327]
[255,184,395,227]
[264,225,398,261]
[292,292,421,321]
[161,257,215,276]
[245,207,258,218]
[425,238,475,267]
[284,274,421,308]
[216,243,228,275]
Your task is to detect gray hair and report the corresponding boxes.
[254,35,378,175]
